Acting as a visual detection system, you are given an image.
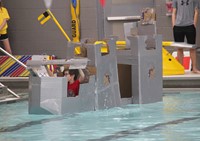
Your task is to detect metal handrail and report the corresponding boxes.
[0,47,27,68]
[0,83,20,98]
[0,47,28,98]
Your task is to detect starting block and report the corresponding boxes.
[162,41,196,75]
[162,41,196,49]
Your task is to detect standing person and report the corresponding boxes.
[172,0,200,73]
[0,0,12,54]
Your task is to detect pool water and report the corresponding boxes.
[0,91,200,141]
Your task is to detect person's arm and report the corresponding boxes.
[194,7,199,28]
[78,69,85,83]
[172,8,177,27]
[45,65,54,77]
[0,19,7,30]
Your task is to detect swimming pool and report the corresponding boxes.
[0,91,200,141]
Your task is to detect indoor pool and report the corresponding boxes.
[0,91,200,141]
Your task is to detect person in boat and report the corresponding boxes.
[63,68,85,97]
[45,65,85,97]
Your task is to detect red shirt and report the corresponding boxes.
[68,80,80,97]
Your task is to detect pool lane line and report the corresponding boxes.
[0,114,76,133]
[0,113,199,137]
[87,115,200,141]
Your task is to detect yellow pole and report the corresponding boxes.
[47,9,71,42]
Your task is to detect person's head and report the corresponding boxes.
[63,69,79,82]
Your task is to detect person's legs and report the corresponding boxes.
[173,26,185,65]
[186,25,200,73]
[177,48,184,65]
[189,48,200,73]
[0,34,12,54]
[2,38,12,54]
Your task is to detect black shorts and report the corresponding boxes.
[0,34,8,41]
[173,25,196,44]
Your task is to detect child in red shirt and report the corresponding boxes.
[63,69,85,97]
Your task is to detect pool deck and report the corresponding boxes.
[1,71,200,103]
[163,71,200,88]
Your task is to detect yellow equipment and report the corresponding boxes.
[70,0,81,54]
[162,48,184,75]
[70,0,80,42]
[38,9,79,54]
[162,41,173,47]
[94,41,126,53]
[38,9,71,42]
